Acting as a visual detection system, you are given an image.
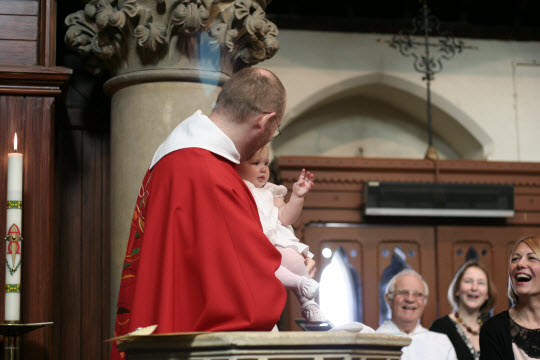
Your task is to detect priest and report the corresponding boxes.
[111,67,289,360]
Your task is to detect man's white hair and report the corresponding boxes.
[385,268,429,301]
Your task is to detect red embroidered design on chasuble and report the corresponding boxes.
[114,174,150,335]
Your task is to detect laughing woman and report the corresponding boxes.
[480,235,540,360]
[431,260,497,360]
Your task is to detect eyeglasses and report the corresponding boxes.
[392,289,426,299]
[272,117,281,138]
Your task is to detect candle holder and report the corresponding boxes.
[0,322,53,360]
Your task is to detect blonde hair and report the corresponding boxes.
[245,145,270,162]
[508,235,540,306]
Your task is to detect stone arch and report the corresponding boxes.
[276,73,493,159]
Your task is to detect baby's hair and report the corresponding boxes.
[248,145,270,161]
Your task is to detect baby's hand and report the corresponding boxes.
[305,257,316,278]
[292,169,314,198]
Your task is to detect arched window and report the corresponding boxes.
[319,247,362,326]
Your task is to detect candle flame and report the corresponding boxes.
[13,133,18,152]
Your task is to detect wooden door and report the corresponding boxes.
[436,226,540,317]
[285,225,436,330]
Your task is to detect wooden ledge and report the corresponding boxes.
[0,65,72,95]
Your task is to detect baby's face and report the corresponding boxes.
[237,149,270,188]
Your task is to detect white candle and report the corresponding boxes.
[5,133,22,322]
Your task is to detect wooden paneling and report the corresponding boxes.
[38,0,56,66]
[0,65,72,94]
[436,226,540,317]
[22,96,55,359]
[55,130,83,360]
[0,0,39,66]
[0,40,37,65]
[54,127,111,360]
[0,1,39,15]
[0,14,38,40]
[303,190,362,209]
[81,133,108,360]
[0,95,55,359]
[0,65,80,360]
[0,0,54,66]
[296,226,436,330]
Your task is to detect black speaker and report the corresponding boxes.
[364,181,514,218]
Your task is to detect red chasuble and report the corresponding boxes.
[111,148,286,360]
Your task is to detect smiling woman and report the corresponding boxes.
[430,261,497,360]
[479,235,540,360]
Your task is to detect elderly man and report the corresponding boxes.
[376,269,457,360]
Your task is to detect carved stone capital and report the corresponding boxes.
[64,0,279,76]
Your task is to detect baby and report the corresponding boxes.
[237,145,326,323]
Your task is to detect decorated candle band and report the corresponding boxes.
[7,201,22,209]
[4,285,20,293]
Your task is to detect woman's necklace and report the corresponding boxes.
[455,311,482,335]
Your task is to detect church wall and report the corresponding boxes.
[264,30,540,161]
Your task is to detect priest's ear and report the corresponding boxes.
[257,111,276,133]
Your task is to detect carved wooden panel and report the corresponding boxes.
[451,240,493,270]
[436,226,540,317]
[377,240,424,326]
[378,241,421,273]
[287,226,436,331]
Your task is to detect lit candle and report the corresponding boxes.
[5,133,22,322]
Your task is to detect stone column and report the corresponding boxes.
[64,0,279,332]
